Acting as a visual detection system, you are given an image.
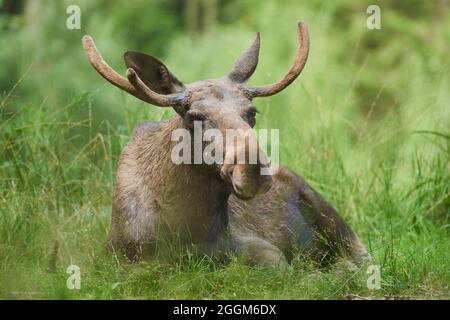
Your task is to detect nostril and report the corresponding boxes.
[226,166,234,182]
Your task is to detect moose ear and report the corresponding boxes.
[124,51,185,94]
[227,33,260,83]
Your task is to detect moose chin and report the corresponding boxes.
[82,21,370,266]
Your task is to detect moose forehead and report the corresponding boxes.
[186,79,253,112]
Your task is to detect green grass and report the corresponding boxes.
[0,88,448,299]
[0,0,449,299]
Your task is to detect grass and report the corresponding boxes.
[0,0,449,299]
[0,87,448,299]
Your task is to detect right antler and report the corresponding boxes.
[82,35,185,107]
[242,22,310,98]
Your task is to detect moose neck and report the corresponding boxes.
[136,116,231,241]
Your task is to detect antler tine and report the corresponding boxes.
[82,35,184,107]
[243,22,310,98]
[126,68,185,107]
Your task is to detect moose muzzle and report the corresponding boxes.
[220,128,272,199]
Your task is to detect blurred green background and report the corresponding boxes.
[0,0,449,299]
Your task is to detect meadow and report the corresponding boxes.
[0,0,449,299]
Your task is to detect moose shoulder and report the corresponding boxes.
[82,22,370,265]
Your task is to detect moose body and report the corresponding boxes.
[108,116,233,258]
[83,22,369,265]
[229,167,369,265]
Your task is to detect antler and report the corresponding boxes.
[243,22,310,98]
[82,35,185,107]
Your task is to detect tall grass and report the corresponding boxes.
[0,0,449,299]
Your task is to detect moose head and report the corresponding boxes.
[82,22,309,200]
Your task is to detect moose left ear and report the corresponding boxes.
[227,33,260,83]
[124,51,185,94]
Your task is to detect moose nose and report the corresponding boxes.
[220,163,272,199]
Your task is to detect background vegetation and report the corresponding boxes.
[0,0,449,299]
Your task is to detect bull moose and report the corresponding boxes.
[82,22,370,266]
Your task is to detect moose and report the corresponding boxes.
[82,21,370,266]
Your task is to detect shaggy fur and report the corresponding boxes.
[84,22,370,265]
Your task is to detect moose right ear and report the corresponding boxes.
[124,51,185,94]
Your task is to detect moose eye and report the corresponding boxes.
[185,112,207,130]
[186,112,206,123]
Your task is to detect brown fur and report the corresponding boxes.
[108,116,232,259]
[108,115,369,265]
[229,167,370,265]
